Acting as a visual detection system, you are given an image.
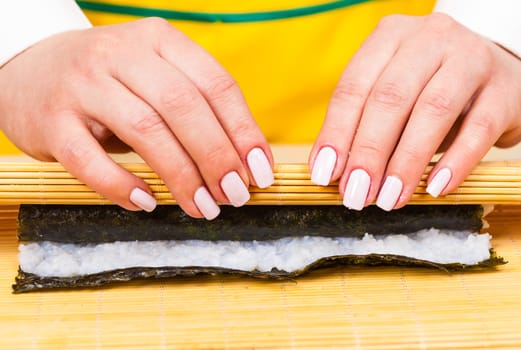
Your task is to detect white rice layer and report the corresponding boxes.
[19,229,492,278]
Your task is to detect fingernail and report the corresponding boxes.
[311,147,337,186]
[130,187,157,212]
[376,176,403,211]
[247,148,274,189]
[343,169,371,210]
[426,168,452,197]
[221,171,250,207]
[194,187,220,220]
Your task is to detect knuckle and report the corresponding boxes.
[355,138,383,157]
[141,17,171,33]
[471,113,498,137]
[56,137,88,164]
[160,88,199,117]
[55,136,93,170]
[204,75,239,103]
[398,144,425,164]
[331,81,367,106]
[87,32,121,61]
[459,113,498,156]
[478,43,493,62]
[424,13,455,32]
[128,110,165,135]
[376,14,405,30]
[370,82,408,111]
[176,162,197,181]
[420,91,454,118]
[204,143,231,165]
[72,33,118,79]
[51,125,124,197]
[473,44,494,74]
[228,118,257,140]
[419,13,458,42]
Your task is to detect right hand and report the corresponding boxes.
[0,18,274,219]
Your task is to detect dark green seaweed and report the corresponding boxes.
[14,204,497,293]
[17,205,484,243]
[12,250,506,293]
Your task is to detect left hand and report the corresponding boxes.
[309,13,521,211]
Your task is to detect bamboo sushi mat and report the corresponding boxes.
[1,205,521,349]
[1,147,521,349]
[1,160,521,205]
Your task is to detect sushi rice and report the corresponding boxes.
[19,228,492,278]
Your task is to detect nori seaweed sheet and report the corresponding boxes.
[14,204,501,293]
[13,251,506,293]
[17,204,485,243]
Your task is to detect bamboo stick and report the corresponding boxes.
[0,185,519,196]
[0,167,521,180]
[1,173,521,183]
[1,179,520,190]
[1,163,520,175]
[1,198,521,205]
[0,192,520,204]
[2,161,521,174]
[1,192,520,200]
[0,161,520,205]
[2,173,521,184]
[0,176,521,191]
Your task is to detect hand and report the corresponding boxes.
[0,18,274,219]
[310,13,521,211]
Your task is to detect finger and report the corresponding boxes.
[341,32,444,210]
[426,86,506,197]
[80,78,220,219]
[152,19,274,189]
[50,114,157,212]
[112,54,251,207]
[377,55,487,210]
[310,15,415,186]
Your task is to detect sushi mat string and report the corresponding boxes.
[0,161,520,205]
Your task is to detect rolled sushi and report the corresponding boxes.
[13,205,505,293]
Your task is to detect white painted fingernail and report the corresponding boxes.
[376,176,403,211]
[194,187,220,220]
[426,168,452,197]
[221,171,250,207]
[311,147,337,186]
[247,148,274,189]
[343,169,371,210]
[130,187,157,212]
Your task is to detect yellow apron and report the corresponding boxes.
[0,0,435,154]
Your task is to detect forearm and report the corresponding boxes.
[0,0,91,67]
